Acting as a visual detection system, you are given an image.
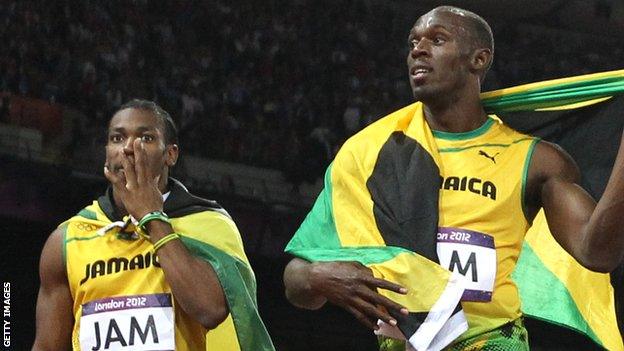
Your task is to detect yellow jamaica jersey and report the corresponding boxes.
[433,116,538,342]
[289,70,624,350]
[62,179,275,351]
[64,212,206,351]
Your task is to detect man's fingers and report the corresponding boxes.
[356,296,400,327]
[362,277,409,315]
[318,261,408,328]
[120,150,137,189]
[350,287,405,325]
[103,165,119,184]
[363,289,409,316]
[134,139,148,184]
[104,165,129,198]
[345,305,379,330]
[104,164,126,187]
[365,276,408,295]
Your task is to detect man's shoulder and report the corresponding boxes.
[529,140,581,186]
[168,194,229,218]
[532,141,578,172]
[166,179,229,219]
[166,182,240,237]
[172,203,232,224]
[170,205,249,263]
[489,116,538,142]
[60,201,106,235]
[48,225,67,243]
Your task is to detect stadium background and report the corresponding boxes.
[1,0,623,349]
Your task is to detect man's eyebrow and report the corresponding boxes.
[409,23,452,37]
[108,126,159,136]
[109,126,156,132]
[135,126,157,132]
[427,24,453,33]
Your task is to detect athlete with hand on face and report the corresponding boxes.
[33,99,273,351]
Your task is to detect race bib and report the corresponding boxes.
[80,293,175,351]
[436,227,497,302]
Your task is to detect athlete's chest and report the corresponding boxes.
[437,145,525,217]
[434,142,531,302]
[68,235,177,351]
[70,235,163,288]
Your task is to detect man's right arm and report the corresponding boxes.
[283,258,409,330]
[32,227,74,351]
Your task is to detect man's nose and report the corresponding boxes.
[410,40,430,59]
[123,137,136,155]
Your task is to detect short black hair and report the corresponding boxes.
[114,99,179,145]
[433,6,494,74]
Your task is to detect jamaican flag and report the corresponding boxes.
[287,101,469,350]
[286,70,624,350]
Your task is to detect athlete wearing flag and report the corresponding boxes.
[33,100,274,351]
[284,6,624,350]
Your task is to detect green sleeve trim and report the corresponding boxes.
[432,118,495,140]
[521,138,540,222]
[513,242,603,348]
[61,224,68,270]
[64,234,102,243]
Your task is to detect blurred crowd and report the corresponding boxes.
[1,0,622,185]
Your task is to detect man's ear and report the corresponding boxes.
[470,48,492,74]
[165,144,179,167]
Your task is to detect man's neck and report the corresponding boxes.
[422,88,487,133]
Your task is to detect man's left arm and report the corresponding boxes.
[528,139,624,272]
[144,220,229,329]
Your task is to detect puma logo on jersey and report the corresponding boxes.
[478,150,499,164]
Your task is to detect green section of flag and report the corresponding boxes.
[285,164,341,253]
[181,236,275,351]
[288,246,412,266]
[513,242,603,348]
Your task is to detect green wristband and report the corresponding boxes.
[137,211,171,237]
